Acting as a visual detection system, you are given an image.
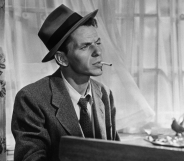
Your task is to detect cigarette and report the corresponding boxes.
[101,62,112,66]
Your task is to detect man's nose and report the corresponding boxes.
[91,45,102,57]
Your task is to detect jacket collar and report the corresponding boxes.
[91,79,106,139]
[50,69,82,136]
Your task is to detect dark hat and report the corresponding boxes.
[38,4,98,62]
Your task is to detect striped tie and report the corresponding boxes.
[78,95,93,138]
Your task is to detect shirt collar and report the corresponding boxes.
[61,71,92,104]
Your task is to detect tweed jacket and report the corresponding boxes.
[11,69,120,161]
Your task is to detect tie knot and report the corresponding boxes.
[78,95,90,109]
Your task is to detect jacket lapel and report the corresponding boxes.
[91,79,107,139]
[50,69,83,137]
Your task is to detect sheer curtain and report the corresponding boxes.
[5,0,157,149]
[116,0,184,126]
[0,0,6,160]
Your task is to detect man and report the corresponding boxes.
[11,4,120,161]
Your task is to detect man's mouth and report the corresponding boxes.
[93,61,112,66]
[92,61,102,66]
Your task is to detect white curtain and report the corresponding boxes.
[6,0,176,150]
[119,0,184,126]
[0,0,6,160]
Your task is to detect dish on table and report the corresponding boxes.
[145,134,184,148]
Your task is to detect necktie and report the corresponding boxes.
[78,95,93,138]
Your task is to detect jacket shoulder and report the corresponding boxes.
[16,76,50,97]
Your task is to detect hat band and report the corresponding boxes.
[46,13,82,50]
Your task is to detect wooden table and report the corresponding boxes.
[59,131,184,161]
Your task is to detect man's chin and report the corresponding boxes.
[91,71,103,77]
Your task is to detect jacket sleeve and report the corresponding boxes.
[11,89,51,161]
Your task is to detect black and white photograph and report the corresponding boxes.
[1,0,184,161]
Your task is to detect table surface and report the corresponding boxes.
[119,128,184,152]
[59,131,184,161]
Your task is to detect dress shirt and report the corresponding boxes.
[61,72,95,137]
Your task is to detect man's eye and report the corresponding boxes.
[96,42,101,45]
[80,45,89,50]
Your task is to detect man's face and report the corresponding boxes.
[66,25,103,77]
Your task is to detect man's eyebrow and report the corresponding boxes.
[95,38,101,43]
[80,38,101,46]
[96,38,101,42]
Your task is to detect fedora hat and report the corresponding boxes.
[38,4,98,62]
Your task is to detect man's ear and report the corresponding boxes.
[54,51,69,66]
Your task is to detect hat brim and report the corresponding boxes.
[42,9,98,62]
